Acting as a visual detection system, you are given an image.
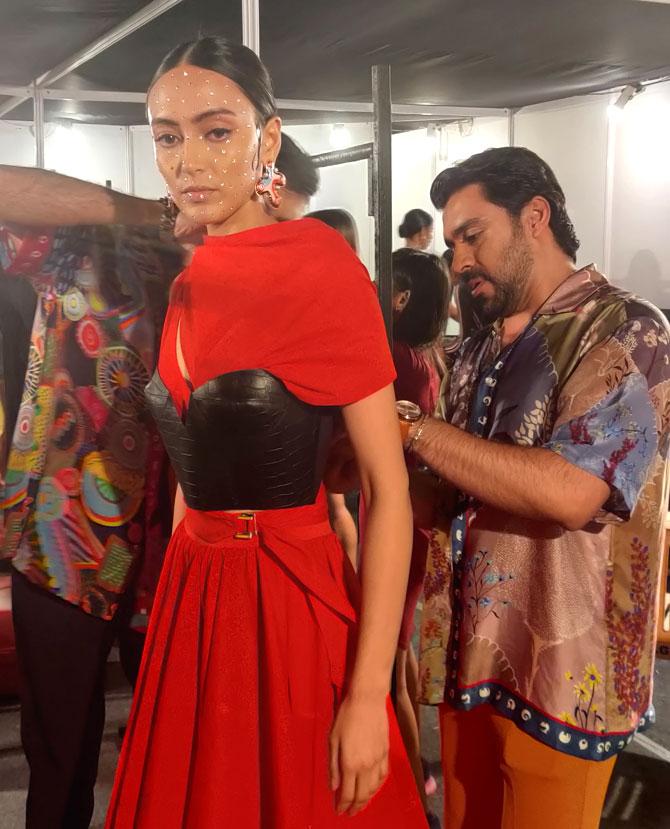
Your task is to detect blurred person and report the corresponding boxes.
[0,279,36,466]
[308,208,359,253]
[307,208,362,569]
[271,132,319,221]
[409,147,670,829]
[392,248,449,829]
[399,209,434,252]
[0,164,183,829]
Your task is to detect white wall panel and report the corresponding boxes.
[515,97,609,272]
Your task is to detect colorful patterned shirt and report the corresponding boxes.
[420,266,670,761]
[0,225,175,620]
[0,332,5,480]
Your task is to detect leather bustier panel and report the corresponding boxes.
[145,370,334,511]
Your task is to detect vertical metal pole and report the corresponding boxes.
[241,0,261,56]
[125,126,135,194]
[603,99,617,275]
[372,65,393,344]
[507,108,515,147]
[33,82,46,168]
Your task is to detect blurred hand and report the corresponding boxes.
[173,212,205,245]
[409,467,439,528]
[324,433,360,493]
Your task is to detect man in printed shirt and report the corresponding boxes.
[0,166,181,829]
[406,147,670,829]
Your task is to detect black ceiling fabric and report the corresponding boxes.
[0,1,151,86]
[1,0,670,125]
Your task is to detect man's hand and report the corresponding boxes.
[0,165,166,228]
[173,213,205,245]
[324,432,360,494]
[408,468,439,528]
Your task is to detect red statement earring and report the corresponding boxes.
[255,163,286,208]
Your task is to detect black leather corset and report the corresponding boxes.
[145,370,334,511]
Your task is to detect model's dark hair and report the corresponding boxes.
[393,248,449,347]
[398,208,433,239]
[430,146,580,261]
[279,134,319,198]
[306,209,358,253]
[151,36,277,124]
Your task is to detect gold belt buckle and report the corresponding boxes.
[234,512,256,540]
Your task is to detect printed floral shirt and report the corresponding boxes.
[0,225,174,621]
[420,266,670,761]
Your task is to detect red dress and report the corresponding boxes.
[105,220,426,828]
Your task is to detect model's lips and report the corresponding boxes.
[181,187,217,202]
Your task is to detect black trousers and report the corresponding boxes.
[11,570,143,829]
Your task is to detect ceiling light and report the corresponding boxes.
[608,84,644,120]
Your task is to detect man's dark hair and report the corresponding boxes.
[430,147,580,261]
[277,133,319,198]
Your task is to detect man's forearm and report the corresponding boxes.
[0,166,162,227]
[412,418,609,530]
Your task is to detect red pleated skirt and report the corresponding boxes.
[105,491,426,828]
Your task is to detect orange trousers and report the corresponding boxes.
[440,704,616,829]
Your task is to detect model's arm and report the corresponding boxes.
[328,383,412,816]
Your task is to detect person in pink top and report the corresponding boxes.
[391,249,449,826]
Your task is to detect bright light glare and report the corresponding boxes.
[608,103,625,122]
[46,124,87,175]
[330,124,351,150]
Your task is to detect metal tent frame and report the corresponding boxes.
[0,0,509,337]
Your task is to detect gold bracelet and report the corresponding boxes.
[409,415,429,451]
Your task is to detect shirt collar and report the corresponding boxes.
[536,265,608,315]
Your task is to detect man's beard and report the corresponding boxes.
[466,230,533,326]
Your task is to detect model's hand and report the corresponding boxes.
[329,693,389,816]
